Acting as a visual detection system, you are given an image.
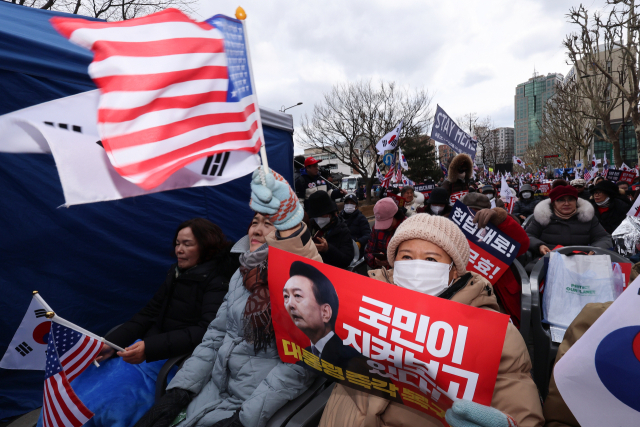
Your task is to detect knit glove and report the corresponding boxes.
[445,400,518,427]
[250,167,304,230]
[133,388,193,427]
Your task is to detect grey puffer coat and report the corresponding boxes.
[167,226,322,427]
[525,198,612,253]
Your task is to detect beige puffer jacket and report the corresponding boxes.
[319,268,544,427]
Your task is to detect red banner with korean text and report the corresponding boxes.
[537,183,550,196]
[387,192,406,208]
[268,248,509,426]
[449,201,521,284]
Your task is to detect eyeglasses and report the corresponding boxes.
[556,198,576,205]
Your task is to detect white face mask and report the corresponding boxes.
[393,260,454,296]
[430,205,444,215]
[344,204,356,214]
[522,192,532,199]
[596,197,610,207]
[486,194,494,200]
[314,216,331,229]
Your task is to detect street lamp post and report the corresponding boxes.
[280,102,303,113]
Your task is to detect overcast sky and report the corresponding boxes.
[194,0,599,152]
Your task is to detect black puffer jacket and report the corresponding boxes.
[525,198,612,254]
[105,252,237,362]
[512,198,540,218]
[309,215,355,269]
[340,209,371,257]
[590,197,629,234]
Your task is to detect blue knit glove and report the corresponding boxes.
[250,167,304,230]
[445,400,518,427]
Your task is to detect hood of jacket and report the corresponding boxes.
[367,268,499,311]
[447,153,473,184]
[533,197,594,227]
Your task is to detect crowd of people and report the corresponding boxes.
[51,153,638,427]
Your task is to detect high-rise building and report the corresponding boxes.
[491,127,515,163]
[514,72,564,156]
[437,144,456,168]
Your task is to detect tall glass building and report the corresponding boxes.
[514,73,564,156]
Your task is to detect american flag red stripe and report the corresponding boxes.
[52,9,262,190]
[60,336,103,382]
[43,323,100,427]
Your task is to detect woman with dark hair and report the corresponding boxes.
[99,217,237,363]
[36,218,237,427]
[135,170,322,427]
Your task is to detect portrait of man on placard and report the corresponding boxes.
[282,261,363,370]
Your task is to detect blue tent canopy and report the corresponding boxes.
[0,2,294,420]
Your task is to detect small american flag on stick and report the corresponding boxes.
[42,323,103,427]
[52,9,263,190]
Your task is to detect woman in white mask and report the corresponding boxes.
[339,194,371,258]
[319,214,544,427]
[420,187,451,217]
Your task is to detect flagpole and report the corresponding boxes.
[238,10,269,176]
[45,312,125,352]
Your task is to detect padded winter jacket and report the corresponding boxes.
[590,197,629,235]
[339,209,371,256]
[166,224,322,427]
[309,216,355,269]
[512,198,540,218]
[319,269,544,427]
[105,252,237,362]
[543,302,612,427]
[525,198,612,254]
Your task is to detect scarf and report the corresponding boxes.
[239,243,274,353]
[553,207,577,220]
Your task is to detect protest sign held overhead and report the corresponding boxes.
[449,201,521,284]
[51,9,264,191]
[268,248,509,424]
[376,120,403,155]
[606,169,636,184]
[554,277,640,427]
[431,105,477,161]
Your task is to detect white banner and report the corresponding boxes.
[0,297,50,370]
[0,90,260,206]
[554,277,640,426]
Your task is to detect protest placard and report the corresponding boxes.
[387,192,406,208]
[554,277,640,427]
[627,196,640,218]
[449,201,521,284]
[431,105,477,161]
[449,191,468,206]
[537,183,550,197]
[415,183,435,200]
[605,169,635,184]
[268,248,509,425]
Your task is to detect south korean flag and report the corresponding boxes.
[0,296,51,370]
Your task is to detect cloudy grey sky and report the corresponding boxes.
[194,0,597,150]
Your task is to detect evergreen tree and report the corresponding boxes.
[401,135,441,182]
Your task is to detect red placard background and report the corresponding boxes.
[269,248,509,425]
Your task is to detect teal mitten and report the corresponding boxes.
[445,400,518,427]
[250,168,304,230]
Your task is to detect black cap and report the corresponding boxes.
[427,187,450,205]
[306,190,337,217]
[344,193,358,205]
[590,179,620,197]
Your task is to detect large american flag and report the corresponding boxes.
[42,323,103,427]
[51,9,262,190]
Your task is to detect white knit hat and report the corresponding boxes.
[387,214,470,275]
